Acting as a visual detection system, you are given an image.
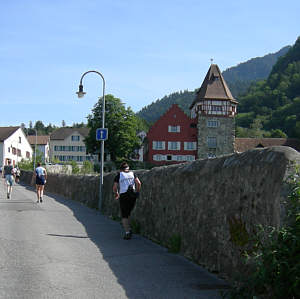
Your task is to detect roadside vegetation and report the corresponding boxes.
[223,170,300,299]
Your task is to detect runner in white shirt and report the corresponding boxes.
[113,162,141,240]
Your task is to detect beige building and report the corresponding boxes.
[49,128,97,163]
[27,135,50,163]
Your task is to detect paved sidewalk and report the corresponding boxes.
[0,178,230,298]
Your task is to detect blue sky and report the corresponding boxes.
[1,0,299,128]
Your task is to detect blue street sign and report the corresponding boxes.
[96,128,108,141]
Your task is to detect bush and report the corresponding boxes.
[224,172,300,299]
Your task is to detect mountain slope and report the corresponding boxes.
[237,36,300,137]
[137,45,291,124]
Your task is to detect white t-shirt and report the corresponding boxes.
[119,171,135,194]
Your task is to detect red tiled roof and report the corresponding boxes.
[235,138,300,152]
[0,126,20,142]
[27,135,50,145]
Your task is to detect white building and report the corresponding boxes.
[0,127,33,167]
[27,135,50,163]
[49,128,97,163]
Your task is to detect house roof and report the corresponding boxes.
[0,126,20,142]
[235,138,300,152]
[27,135,50,145]
[190,64,237,109]
[50,127,89,140]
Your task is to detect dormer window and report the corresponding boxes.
[71,135,80,141]
[168,125,180,133]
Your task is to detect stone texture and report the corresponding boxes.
[197,116,235,159]
[20,146,300,281]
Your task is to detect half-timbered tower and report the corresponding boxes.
[190,64,238,159]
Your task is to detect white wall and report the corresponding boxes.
[3,128,33,166]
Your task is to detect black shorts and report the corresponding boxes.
[119,193,136,218]
[36,176,45,185]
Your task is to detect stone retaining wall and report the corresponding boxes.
[21,146,300,280]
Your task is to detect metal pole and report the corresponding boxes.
[33,129,37,171]
[78,70,105,212]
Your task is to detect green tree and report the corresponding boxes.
[85,94,141,162]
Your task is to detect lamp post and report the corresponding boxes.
[32,129,37,171]
[76,70,105,212]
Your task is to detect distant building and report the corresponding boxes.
[190,64,238,159]
[145,63,300,165]
[27,135,51,163]
[49,128,97,163]
[0,126,33,167]
[145,104,197,165]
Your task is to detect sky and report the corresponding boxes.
[1,0,299,128]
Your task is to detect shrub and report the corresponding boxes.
[224,172,300,299]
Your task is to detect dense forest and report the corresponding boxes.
[236,36,300,138]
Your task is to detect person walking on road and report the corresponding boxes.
[34,162,47,203]
[113,162,141,240]
[2,160,15,199]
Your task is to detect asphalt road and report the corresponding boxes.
[0,178,229,299]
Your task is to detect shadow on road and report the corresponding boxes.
[20,182,229,298]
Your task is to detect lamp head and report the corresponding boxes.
[76,84,86,98]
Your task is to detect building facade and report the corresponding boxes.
[27,135,50,163]
[145,104,198,165]
[49,128,96,163]
[0,127,33,167]
[190,64,238,159]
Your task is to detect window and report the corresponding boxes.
[207,120,219,127]
[8,147,10,153]
[186,155,195,161]
[184,142,196,150]
[19,137,21,143]
[177,155,184,161]
[207,137,217,148]
[167,155,172,161]
[168,125,180,132]
[71,135,80,141]
[17,149,21,157]
[153,154,165,161]
[168,141,180,150]
[211,105,222,112]
[153,141,165,150]
[26,151,30,158]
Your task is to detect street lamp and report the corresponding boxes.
[76,70,106,212]
[32,129,37,171]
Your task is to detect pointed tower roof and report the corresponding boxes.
[190,64,237,108]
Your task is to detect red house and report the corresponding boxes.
[145,104,197,165]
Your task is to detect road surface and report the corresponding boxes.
[0,178,229,298]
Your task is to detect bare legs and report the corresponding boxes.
[6,183,12,199]
[36,185,45,203]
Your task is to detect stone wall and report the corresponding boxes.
[197,115,235,159]
[20,146,300,281]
